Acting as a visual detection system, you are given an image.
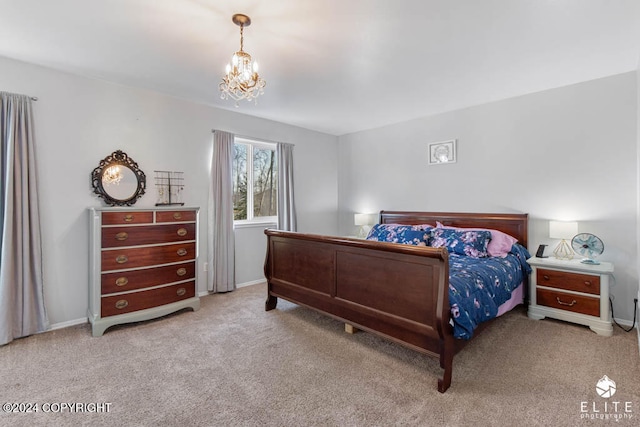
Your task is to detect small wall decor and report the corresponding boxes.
[154,170,184,206]
[428,139,457,165]
[91,150,146,206]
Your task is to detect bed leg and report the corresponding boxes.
[344,324,359,334]
[265,295,278,311]
[438,344,454,393]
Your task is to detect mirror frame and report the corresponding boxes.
[91,150,146,206]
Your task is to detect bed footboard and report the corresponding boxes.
[263,229,454,392]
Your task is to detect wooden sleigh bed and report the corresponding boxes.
[263,211,528,392]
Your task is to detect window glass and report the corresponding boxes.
[232,138,277,223]
[233,143,248,221]
[253,147,277,218]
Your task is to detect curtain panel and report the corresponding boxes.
[0,91,49,346]
[276,143,297,232]
[208,130,235,293]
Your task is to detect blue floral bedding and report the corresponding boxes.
[449,244,531,339]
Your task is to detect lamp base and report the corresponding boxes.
[553,239,574,260]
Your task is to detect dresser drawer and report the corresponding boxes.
[102,223,196,248]
[536,288,599,317]
[156,210,197,223]
[537,268,600,295]
[101,261,196,294]
[102,211,153,225]
[101,281,196,317]
[101,242,196,271]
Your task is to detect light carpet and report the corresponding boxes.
[1,283,638,426]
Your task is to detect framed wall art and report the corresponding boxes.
[428,139,457,165]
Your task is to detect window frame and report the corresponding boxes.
[233,137,278,228]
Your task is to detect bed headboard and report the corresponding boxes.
[379,211,528,247]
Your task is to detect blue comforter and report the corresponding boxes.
[449,244,531,339]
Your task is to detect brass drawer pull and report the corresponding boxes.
[542,275,550,281]
[115,232,129,241]
[116,255,129,264]
[177,228,187,237]
[115,299,129,309]
[584,281,592,286]
[556,297,577,307]
[115,277,129,287]
[176,267,187,277]
[173,212,182,220]
[176,287,186,296]
[177,248,187,256]
[124,214,134,223]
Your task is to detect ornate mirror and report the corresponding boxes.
[91,150,146,206]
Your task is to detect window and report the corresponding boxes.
[232,138,277,224]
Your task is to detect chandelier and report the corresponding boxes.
[219,14,266,106]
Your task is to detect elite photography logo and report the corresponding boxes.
[580,376,633,421]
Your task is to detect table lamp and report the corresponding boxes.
[354,213,376,238]
[549,220,578,260]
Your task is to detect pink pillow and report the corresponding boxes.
[435,222,518,258]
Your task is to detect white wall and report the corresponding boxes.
[338,72,638,323]
[1,55,339,327]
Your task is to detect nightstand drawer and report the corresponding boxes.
[537,268,600,295]
[536,288,599,317]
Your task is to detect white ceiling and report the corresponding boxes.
[1,0,639,136]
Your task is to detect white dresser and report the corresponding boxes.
[88,207,200,336]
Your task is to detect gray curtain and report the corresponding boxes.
[0,91,48,346]
[277,143,297,232]
[208,130,235,293]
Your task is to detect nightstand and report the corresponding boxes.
[527,257,613,336]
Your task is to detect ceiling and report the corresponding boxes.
[1,0,639,136]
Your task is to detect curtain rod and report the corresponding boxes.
[0,91,38,101]
[211,129,294,146]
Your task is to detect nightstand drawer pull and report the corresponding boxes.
[556,297,577,307]
[543,275,550,281]
[584,281,592,286]
[176,267,187,277]
[124,214,134,223]
[115,277,129,287]
[116,255,128,264]
[177,228,187,237]
[115,232,129,241]
[115,299,129,309]
[176,287,186,296]
[177,248,187,256]
[173,212,182,220]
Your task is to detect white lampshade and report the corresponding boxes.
[354,213,376,226]
[549,221,578,239]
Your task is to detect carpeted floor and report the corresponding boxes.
[1,283,638,426]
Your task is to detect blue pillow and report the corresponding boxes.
[430,228,491,258]
[366,224,432,246]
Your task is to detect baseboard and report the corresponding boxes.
[237,279,266,288]
[199,280,265,296]
[613,317,637,329]
[50,317,88,330]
